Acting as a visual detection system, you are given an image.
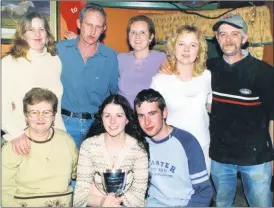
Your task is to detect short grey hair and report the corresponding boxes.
[78,3,106,26]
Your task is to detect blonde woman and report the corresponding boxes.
[2,12,65,154]
[150,25,212,173]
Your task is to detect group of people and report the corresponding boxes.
[2,2,274,207]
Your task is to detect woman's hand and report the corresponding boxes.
[101,193,122,207]
[11,133,30,156]
[158,59,172,74]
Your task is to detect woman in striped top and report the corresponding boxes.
[73,94,149,207]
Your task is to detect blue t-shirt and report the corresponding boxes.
[145,127,213,207]
[56,38,118,114]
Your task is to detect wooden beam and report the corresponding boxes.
[88,1,218,10]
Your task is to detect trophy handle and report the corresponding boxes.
[93,171,108,196]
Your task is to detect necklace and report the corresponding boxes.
[105,134,126,169]
[135,60,141,69]
[26,128,55,162]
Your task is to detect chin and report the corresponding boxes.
[144,131,154,137]
[108,131,123,137]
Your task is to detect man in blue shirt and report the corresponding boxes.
[56,3,118,149]
[134,89,213,207]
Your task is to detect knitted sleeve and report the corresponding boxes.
[73,139,95,207]
[1,56,24,141]
[122,148,149,207]
[2,142,23,206]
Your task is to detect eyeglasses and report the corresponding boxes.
[27,110,54,118]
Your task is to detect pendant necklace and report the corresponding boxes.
[105,135,126,169]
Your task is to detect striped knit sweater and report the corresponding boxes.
[73,133,148,207]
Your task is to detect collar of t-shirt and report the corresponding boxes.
[223,49,249,65]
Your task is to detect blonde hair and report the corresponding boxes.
[7,12,57,60]
[166,25,207,77]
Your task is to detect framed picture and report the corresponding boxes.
[1,1,58,44]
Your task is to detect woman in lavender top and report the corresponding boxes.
[118,15,166,108]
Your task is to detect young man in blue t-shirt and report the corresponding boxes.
[134,89,213,207]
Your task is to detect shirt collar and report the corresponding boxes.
[223,49,249,64]
[63,36,108,58]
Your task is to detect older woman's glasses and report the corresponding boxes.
[27,110,54,118]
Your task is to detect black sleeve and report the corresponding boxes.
[256,61,274,120]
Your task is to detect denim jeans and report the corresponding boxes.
[211,160,272,207]
[62,114,94,150]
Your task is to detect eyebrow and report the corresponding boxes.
[177,40,198,44]
[102,112,125,115]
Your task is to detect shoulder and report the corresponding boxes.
[46,53,61,63]
[150,50,167,59]
[56,39,75,49]
[82,134,103,147]
[2,54,12,61]
[126,134,148,157]
[118,51,133,60]
[53,128,74,142]
[2,142,23,162]
[2,55,18,66]
[151,73,175,88]
[249,55,274,71]
[172,127,201,151]
[152,73,173,81]
[206,57,223,70]
[99,43,117,57]
[202,69,211,79]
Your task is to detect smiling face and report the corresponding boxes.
[128,21,153,53]
[24,17,47,53]
[25,101,55,134]
[216,23,248,57]
[102,103,129,137]
[77,10,106,46]
[136,101,167,139]
[174,32,199,66]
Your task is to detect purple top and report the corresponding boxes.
[118,50,166,108]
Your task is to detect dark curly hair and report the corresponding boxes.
[86,94,149,154]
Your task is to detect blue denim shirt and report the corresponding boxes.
[56,38,118,114]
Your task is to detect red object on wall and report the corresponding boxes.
[59,1,87,34]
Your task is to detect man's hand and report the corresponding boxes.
[101,193,122,207]
[64,30,77,40]
[12,133,30,156]
[158,59,172,74]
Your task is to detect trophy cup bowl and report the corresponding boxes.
[94,169,128,197]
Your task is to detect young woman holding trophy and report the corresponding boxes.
[73,94,149,207]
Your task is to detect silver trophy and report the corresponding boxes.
[94,169,131,197]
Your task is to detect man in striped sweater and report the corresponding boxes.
[134,89,213,207]
[209,14,274,207]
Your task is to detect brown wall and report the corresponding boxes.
[59,7,175,53]
[263,1,274,66]
[2,4,273,65]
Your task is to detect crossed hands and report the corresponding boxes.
[101,193,122,207]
